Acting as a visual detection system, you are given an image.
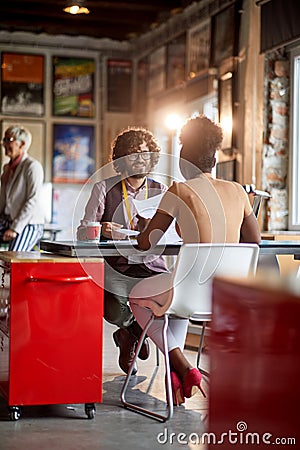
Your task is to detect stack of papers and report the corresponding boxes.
[133,195,182,244]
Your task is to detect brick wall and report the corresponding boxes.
[262,50,289,230]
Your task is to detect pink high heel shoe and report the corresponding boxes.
[183,368,206,398]
[170,371,185,406]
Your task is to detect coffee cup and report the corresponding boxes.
[86,221,101,241]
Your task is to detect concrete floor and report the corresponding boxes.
[0,322,209,450]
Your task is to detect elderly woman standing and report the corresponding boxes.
[0,125,44,250]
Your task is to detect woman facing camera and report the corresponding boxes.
[0,125,44,250]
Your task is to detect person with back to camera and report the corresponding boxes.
[0,125,44,250]
[129,115,261,405]
[77,127,168,375]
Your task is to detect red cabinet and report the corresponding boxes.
[209,276,300,449]
[0,252,104,420]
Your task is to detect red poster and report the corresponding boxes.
[1,53,44,115]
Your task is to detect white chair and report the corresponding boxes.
[120,243,259,422]
[191,185,272,370]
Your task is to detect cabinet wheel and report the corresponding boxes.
[9,406,21,421]
[85,403,96,419]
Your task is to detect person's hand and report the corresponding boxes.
[3,228,17,241]
[136,215,151,232]
[101,222,126,240]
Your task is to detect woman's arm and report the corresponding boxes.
[240,212,261,244]
[137,210,174,250]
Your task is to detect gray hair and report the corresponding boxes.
[5,125,32,152]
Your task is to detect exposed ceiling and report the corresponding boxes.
[0,0,195,42]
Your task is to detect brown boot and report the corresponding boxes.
[127,321,150,361]
[113,328,138,375]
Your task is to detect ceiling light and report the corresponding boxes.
[63,0,90,15]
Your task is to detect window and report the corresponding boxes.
[290,47,300,229]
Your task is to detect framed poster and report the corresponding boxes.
[148,47,166,97]
[216,159,236,181]
[53,56,95,117]
[211,5,236,67]
[218,75,233,152]
[187,20,210,79]
[1,53,44,116]
[136,59,148,116]
[107,59,132,112]
[52,124,95,183]
[167,35,186,89]
[1,120,45,170]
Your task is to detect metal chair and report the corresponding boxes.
[120,243,259,422]
[243,184,271,218]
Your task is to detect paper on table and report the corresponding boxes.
[115,228,139,237]
[158,224,182,245]
[133,194,182,244]
[133,194,164,219]
[101,239,138,244]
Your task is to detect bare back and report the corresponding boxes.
[158,174,253,243]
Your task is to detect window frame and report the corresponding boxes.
[289,46,300,229]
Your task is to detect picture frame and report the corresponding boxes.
[136,58,148,116]
[216,159,236,181]
[52,124,95,183]
[148,47,166,97]
[166,35,186,89]
[107,59,132,112]
[52,56,95,117]
[1,120,45,170]
[211,5,236,67]
[218,74,234,152]
[187,20,210,79]
[1,52,44,116]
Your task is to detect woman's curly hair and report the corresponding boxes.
[179,115,223,172]
[111,127,161,174]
